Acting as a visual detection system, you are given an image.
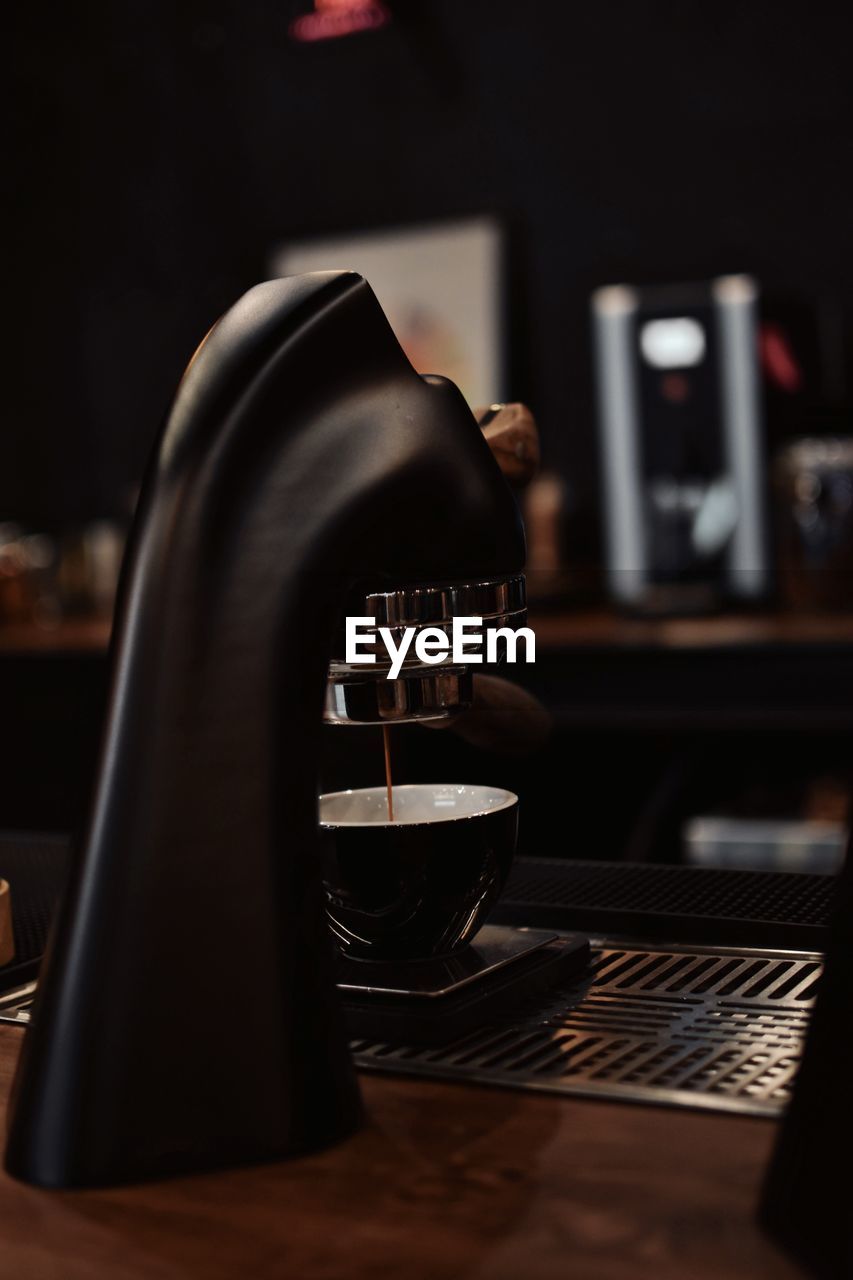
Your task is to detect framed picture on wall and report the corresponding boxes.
[270,215,505,409]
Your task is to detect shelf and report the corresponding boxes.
[530,608,853,652]
[3,609,853,656]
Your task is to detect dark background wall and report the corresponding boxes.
[10,1,853,541]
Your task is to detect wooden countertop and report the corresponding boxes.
[0,1026,802,1279]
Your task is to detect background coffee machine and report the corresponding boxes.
[592,275,771,612]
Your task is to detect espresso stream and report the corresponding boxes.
[382,724,394,821]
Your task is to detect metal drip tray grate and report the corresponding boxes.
[351,942,820,1116]
[0,828,821,1120]
[493,857,835,949]
[1,942,817,1116]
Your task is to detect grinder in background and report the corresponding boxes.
[592,275,771,612]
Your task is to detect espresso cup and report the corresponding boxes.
[318,783,518,962]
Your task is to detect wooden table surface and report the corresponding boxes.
[0,1026,803,1280]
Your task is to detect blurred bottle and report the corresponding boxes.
[0,524,58,626]
[0,520,125,629]
[522,471,578,603]
[775,437,853,611]
[57,521,125,618]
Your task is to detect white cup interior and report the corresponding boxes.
[319,783,517,827]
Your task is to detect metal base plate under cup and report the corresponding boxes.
[337,925,591,1045]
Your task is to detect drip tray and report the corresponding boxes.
[0,839,823,1118]
[351,939,820,1117]
[1,939,820,1118]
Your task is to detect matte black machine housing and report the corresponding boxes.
[4,272,525,1187]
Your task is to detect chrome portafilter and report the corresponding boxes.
[324,574,527,724]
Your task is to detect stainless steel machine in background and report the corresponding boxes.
[592,275,771,611]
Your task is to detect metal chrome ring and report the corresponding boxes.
[352,575,526,628]
[328,607,528,675]
[324,668,473,725]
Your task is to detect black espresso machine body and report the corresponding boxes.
[4,272,525,1188]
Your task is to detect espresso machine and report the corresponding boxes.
[4,272,585,1189]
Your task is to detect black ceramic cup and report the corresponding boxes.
[318,783,519,962]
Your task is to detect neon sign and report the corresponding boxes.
[289,0,391,43]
